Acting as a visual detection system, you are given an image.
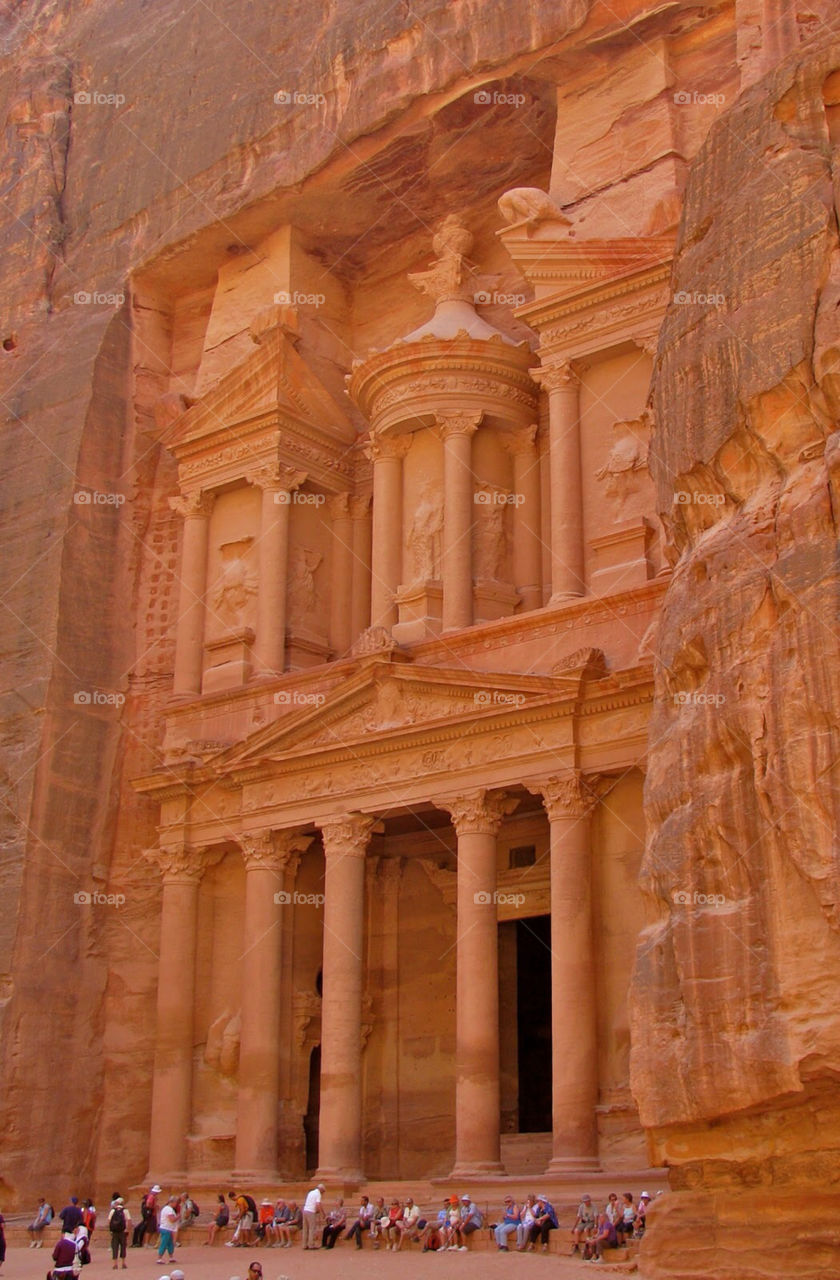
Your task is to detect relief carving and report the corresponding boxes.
[595,410,653,519]
[407,489,444,583]
[211,538,257,630]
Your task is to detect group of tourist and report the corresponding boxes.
[568,1191,653,1261]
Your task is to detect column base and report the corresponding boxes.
[548,589,585,606]
[314,1167,365,1185]
[231,1169,282,1184]
[544,1155,601,1174]
[449,1160,507,1177]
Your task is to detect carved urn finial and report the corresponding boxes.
[408,214,475,305]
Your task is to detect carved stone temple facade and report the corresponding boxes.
[130,188,677,1183]
[5,4,840,1274]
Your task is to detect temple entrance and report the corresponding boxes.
[304,1044,320,1173]
[499,915,553,1134]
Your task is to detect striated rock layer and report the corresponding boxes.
[632,36,840,1280]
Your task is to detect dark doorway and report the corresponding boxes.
[304,1044,320,1172]
[515,915,552,1132]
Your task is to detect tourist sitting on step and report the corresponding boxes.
[321,1197,347,1249]
[571,1194,598,1253]
[453,1195,483,1250]
[440,1196,463,1250]
[28,1196,54,1247]
[589,1211,618,1261]
[493,1195,521,1250]
[274,1201,301,1248]
[528,1194,558,1252]
[516,1195,538,1250]
[605,1194,621,1231]
[368,1197,389,1248]
[380,1198,404,1249]
[394,1196,424,1249]
[344,1194,375,1249]
[204,1194,229,1245]
[266,1199,290,1247]
[256,1200,274,1244]
[616,1193,636,1245]
[633,1192,651,1237]
[420,1199,451,1251]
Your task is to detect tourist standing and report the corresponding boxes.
[157,1196,179,1263]
[51,1231,78,1277]
[108,1196,131,1270]
[301,1182,325,1250]
[58,1196,84,1234]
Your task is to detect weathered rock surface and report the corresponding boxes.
[632,34,840,1280]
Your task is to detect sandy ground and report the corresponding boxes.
[0,1241,615,1280]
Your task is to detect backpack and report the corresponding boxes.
[45,1204,54,1224]
[110,1208,126,1234]
[190,1200,200,1218]
[243,1194,258,1221]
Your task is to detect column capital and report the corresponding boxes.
[436,411,482,440]
[245,463,307,494]
[349,493,372,519]
[320,813,378,860]
[240,828,313,872]
[530,359,579,393]
[364,433,412,463]
[530,772,598,821]
[169,490,215,519]
[144,842,223,884]
[436,789,517,836]
[327,492,352,521]
[498,423,538,456]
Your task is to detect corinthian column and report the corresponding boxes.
[350,495,372,643]
[169,491,215,695]
[532,773,600,1171]
[531,360,584,601]
[366,436,411,630]
[438,413,481,632]
[234,828,312,1179]
[145,843,222,1180]
[328,494,354,659]
[247,465,306,677]
[501,424,542,611]
[438,789,515,1175]
[316,813,376,1180]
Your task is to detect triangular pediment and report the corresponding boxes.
[165,310,355,454]
[213,660,561,775]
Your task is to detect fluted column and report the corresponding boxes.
[234,828,312,1178]
[366,436,410,630]
[169,491,215,695]
[328,494,354,659]
[438,413,480,632]
[350,495,372,643]
[531,360,584,601]
[501,424,542,611]
[439,789,514,1175]
[145,843,221,1179]
[247,465,306,676]
[532,773,600,1171]
[316,813,376,1180]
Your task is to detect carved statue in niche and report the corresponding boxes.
[595,410,653,520]
[204,1008,241,1079]
[407,488,443,582]
[473,486,510,581]
[289,545,323,623]
[210,538,257,630]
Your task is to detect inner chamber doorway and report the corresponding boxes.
[499,915,552,1133]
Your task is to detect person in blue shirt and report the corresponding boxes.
[530,1194,559,1251]
[493,1195,521,1250]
